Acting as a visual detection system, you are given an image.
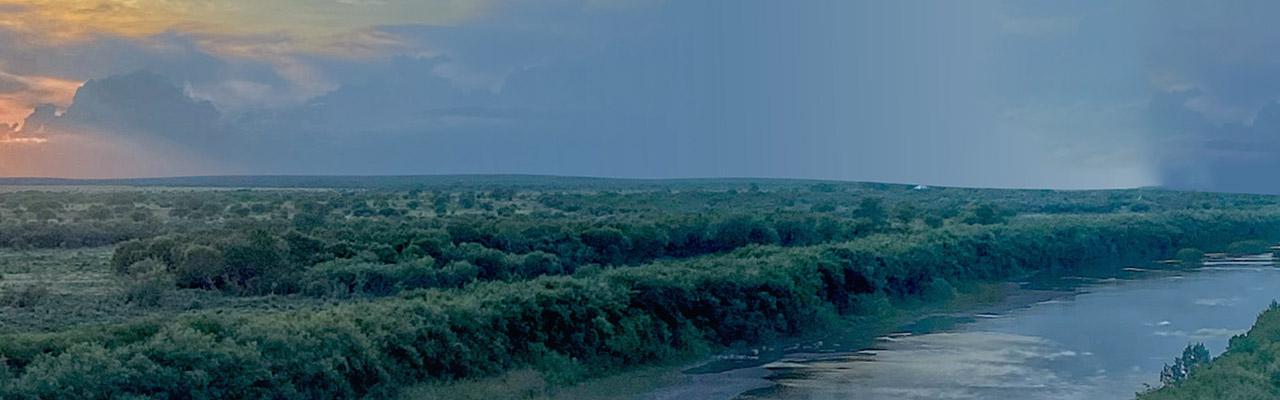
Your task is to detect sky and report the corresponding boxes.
[0,1,1275,192]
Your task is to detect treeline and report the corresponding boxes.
[1137,302,1280,399]
[109,211,911,296]
[0,182,1270,252]
[3,210,1280,398]
[0,220,162,249]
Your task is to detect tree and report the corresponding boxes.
[856,197,888,223]
[221,231,290,293]
[458,193,477,209]
[293,211,326,230]
[175,245,224,289]
[581,228,629,264]
[84,205,114,221]
[963,203,1006,225]
[924,215,944,229]
[711,216,779,251]
[810,183,839,193]
[893,201,918,223]
[775,218,819,246]
[1160,343,1210,386]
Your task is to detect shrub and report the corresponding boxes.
[924,215,944,229]
[1225,240,1270,256]
[921,278,957,302]
[518,252,564,278]
[2,283,50,309]
[1174,248,1204,267]
[111,239,151,274]
[123,259,172,307]
[961,203,1007,225]
[175,245,224,289]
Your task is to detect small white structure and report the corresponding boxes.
[913,185,930,190]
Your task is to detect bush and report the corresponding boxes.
[220,231,296,295]
[2,283,49,309]
[1175,248,1204,267]
[304,257,479,298]
[924,215,944,229]
[175,245,224,289]
[111,239,151,274]
[123,259,172,307]
[1225,240,1270,256]
[961,203,1007,225]
[711,217,779,251]
[921,278,957,302]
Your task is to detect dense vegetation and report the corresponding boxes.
[0,177,1276,398]
[1138,302,1280,399]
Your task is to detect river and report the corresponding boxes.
[634,255,1280,400]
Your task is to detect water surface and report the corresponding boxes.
[642,257,1280,400]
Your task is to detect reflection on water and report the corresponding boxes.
[643,256,1280,400]
[757,332,1113,400]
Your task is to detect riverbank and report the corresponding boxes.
[416,256,1280,400]
[1136,267,1280,399]
[397,281,1008,399]
[401,280,1093,400]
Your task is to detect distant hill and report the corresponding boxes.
[0,175,896,191]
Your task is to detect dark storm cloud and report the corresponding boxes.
[31,71,222,143]
[1143,1,1280,193]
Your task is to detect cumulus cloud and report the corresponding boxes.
[0,0,667,178]
[0,71,80,129]
[54,71,222,141]
[1,71,233,177]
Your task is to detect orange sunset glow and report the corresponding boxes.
[0,0,504,134]
[0,0,491,44]
[0,73,80,129]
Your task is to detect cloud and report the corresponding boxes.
[1137,2,1280,194]
[0,73,27,93]
[0,0,518,125]
[0,0,1182,188]
[0,70,232,177]
[0,0,492,46]
[0,0,670,178]
[1147,87,1280,193]
[56,71,225,139]
[0,71,81,128]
